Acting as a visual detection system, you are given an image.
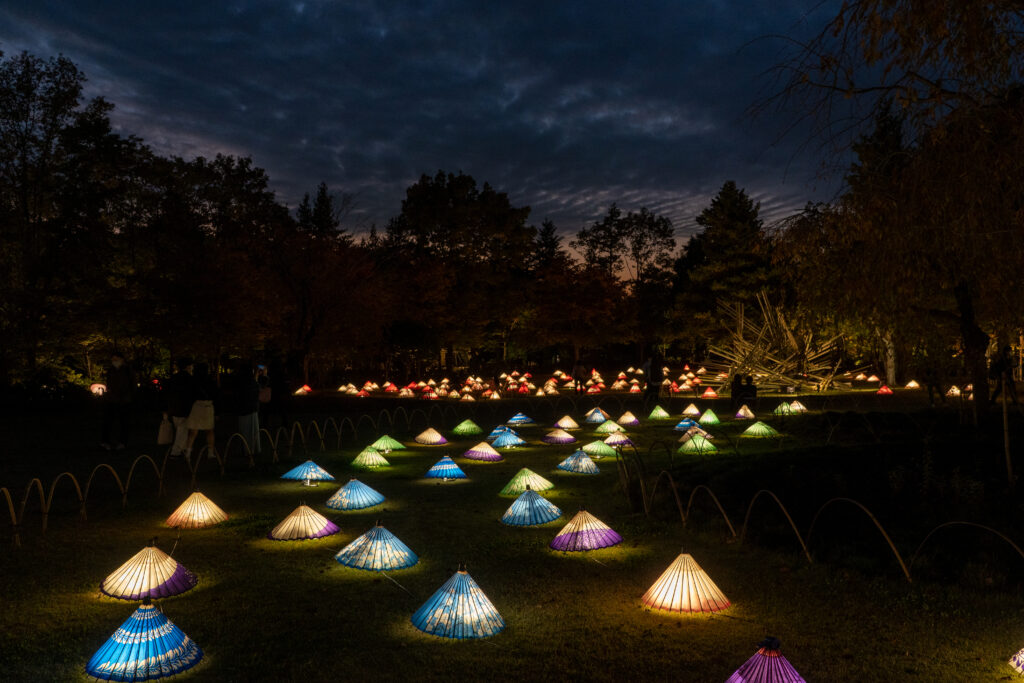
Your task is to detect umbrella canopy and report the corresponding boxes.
[463,441,503,462]
[550,509,622,551]
[741,421,780,438]
[648,405,670,420]
[557,450,600,474]
[501,488,562,526]
[325,479,386,510]
[268,505,340,540]
[370,435,405,453]
[554,415,580,430]
[593,419,624,435]
[582,440,617,459]
[725,638,805,683]
[583,407,609,424]
[411,568,505,639]
[641,552,730,613]
[500,468,554,495]
[351,448,390,469]
[451,419,483,436]
[85,601,202,681]
[506,412,534,425]
[334,522,418,571]
[678,434,717,455]
[735,405,755,419]
[492,431,526,449]
[280,460,335,483]
[698,409,720,426]
[100,544,197,601]
[542,428,577,444]
[424,456,467,479]
[617,411,640,426]
[165,491,228,529]
[682,403,701,417]
[414,428,448,445]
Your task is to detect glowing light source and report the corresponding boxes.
[673,418,698,432]
[486,425,514,441]
[682,403,701,417]
[542,428,577,444]
[641,552,730,613]
[678,434,717,455]
[351,448,390,469]
[789,400,807,413]
[463,441,503,461]
[701,387,718,398]
[550,509,622,551]
[90,383,107,396]
[411,567,505,639]
[325,478,386,510]
[594,419,623,434]
[741,421,779,438]
[603,433,632,447]
[582,440,617,459]
[698,409,720,426]
[492,431,526,449]
[86,601,202,681]
[648,405,670,420]
[506,412,534,425]
[735,405,755,419]
[618,411,640,426]
[452,419,483,436]
[425,456,467,479]
[268,504,340,540]
[557,449,600,474]
[370,435,405,453]
[165,491,228,529]
[905,380,920,389]
[773,402,793,416]
[280,460,335,487]
[501,487,562,526]
[334,522,418,571]
[500,468,554,495]
[583,407,609,424]
[726,637,805,682]
[554,415,580,430]
[414,427,448,445]
[100,544,198,600]
[876,384,893,395]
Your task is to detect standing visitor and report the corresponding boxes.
[163,358,196,462]
[100,352,134,450]
[643,354,663,404]
[186,362,219,460]
[236,361,262,456]
[572,359,587,395]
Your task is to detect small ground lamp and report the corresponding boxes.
[165,491,228,529]
[86,599,202,681]
[268,504,340,540]
[100,541,198,600]
[725,637,805,682]
[334,521,418,571]
[501,486,561,526]
[411,565,505,639]
[557,450,600,474]
[280,460,335,487]
[325,478,386,510]
[641,552,730,613]
[550,509,622,551]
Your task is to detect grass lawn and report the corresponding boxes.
[1,392,1023,681]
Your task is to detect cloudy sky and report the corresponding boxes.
[0,1,841,239]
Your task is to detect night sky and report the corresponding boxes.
[0,1,838,238]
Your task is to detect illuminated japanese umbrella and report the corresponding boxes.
[500,468,554,495]
[618,411,640,427]
[678,426,712,444]
[1010,645,1024,674]
[425,456,467,479]
[876,384,894,395]
[492,431,526,449]
[682,403,701,417]
[351,447,390,469]
[334,522,418,571]
[741,421,779,438]
[557,450,599,474]
[100,543,197,600]
[678,434,717,455]
[486,425,514,441]
[501,487,562,526]
[554,415,580,430]
[550,509,622,551]
[648,405,670,420]
[583,407,609,424]
[85,600,202,681]
[370,435,405,453]
[411,566,505,639]
[905,380,921,389]
[506,412,534,425]
[789,400,807,413]
[594,419,623,435]
[641,552,730,613]
[673,418,698,432]
[452,419,483,436]
[542,428,577,444]
[773,402,793,416]
[603,432,632,448]
[582,440,617,459]
[165,491,227,529]
[268,504,340,540]
[725,637,805,683]
[463,441,503,461]
[325,478,386,510]
[701,387,718,398]
[415,428,448,445]
[735,405,755,420]
[867,374,880,382]
[280,460,335,486]
[698,409,720,426]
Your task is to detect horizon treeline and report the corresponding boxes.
[1,43,1021,399]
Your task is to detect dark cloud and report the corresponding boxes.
[0,0,840,239]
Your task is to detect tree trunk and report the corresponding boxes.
[882,329,897,386]
[953,281,989,421]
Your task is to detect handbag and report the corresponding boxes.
[187,399,215,430]
[157,417,174,445]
